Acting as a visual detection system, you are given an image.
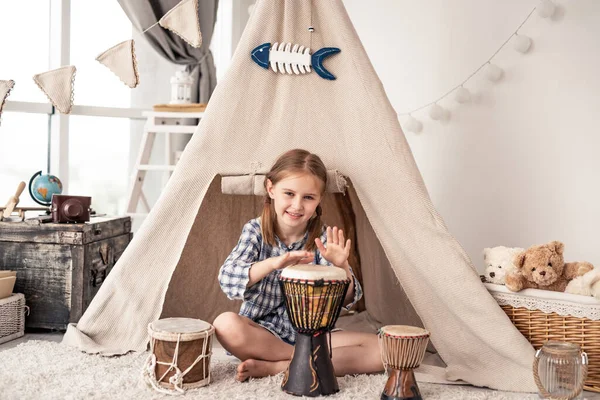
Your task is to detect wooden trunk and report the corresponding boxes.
[0,216,132,330]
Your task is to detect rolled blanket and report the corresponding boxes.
[221,170,348,196]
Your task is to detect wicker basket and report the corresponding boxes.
[0,293,26,345]
[486,283,600,393]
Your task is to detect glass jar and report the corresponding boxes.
[533,341,588,400]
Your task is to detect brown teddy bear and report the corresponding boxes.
[505,241,593,292]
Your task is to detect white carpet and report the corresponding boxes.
[0,340,581,399]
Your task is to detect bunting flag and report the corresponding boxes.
[159,0,202,48]
[33,66,76,114]
[96,40,140,88]
[0,80,15,118]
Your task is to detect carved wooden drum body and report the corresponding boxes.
[279,264,350,397]
[378,325,430,400]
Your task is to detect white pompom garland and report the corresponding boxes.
[537,0,556,18]
[485,64,504,82]
[454,87,471,104]
[513,34,532,53]
[392,3,558,133]
[403,116,423,133]
[429,104,445,121]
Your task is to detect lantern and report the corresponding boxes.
[170,70,194,104]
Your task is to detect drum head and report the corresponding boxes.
[380,325,430,338]
[280,264,347,281]
[149,318,214,341]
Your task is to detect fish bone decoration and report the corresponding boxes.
[251,42,341,80]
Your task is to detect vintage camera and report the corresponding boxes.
[51,195,92,223]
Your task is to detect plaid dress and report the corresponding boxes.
[218,218,363,345]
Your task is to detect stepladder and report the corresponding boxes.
[126,111,204,218]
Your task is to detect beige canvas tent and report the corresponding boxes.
[62,0,537,392]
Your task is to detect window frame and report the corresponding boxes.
[3,0,146,194]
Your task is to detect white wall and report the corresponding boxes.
[232,0,255,52]
[340,0,600,271]
[212,0,255,80]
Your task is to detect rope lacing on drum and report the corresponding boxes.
[377,330,388,375]
[141,330,212,396]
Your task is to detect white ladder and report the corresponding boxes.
[125,111,204,218]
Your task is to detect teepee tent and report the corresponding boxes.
[63,0,536,392]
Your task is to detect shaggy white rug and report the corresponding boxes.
[0,341,561,399]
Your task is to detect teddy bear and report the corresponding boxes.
[565,268,600,300]
[505,240,594,293]
[483,246,524,284]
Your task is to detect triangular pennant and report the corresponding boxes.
[159,0,202,48]
[0,80,15,117]
[33,66,76,114]
[96,40,140,88]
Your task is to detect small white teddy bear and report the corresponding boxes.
[565,268,600,299]
[483,246,524,284]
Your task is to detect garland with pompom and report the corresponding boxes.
[399,0,558,134]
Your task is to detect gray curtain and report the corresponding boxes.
[118,0,219,103]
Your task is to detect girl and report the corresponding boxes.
[214,149,383,381]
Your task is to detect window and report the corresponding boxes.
[1,1,227,220]
[68,2,133,215]
[68,116,130,216]
[70,1,132,108]
[0,3,51,103]
[0,3,51,205]
[0,1,140,217]
[0,114,49,205]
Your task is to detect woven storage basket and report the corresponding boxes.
[486,283,600,393]
[0,293,26,345]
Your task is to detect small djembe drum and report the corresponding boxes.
[378,325,430,400]
[142,318,214,394]
[279,264,350,397]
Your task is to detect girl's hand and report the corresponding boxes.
[272,251,314,270]
[315,226,351,267]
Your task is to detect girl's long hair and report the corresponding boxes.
[261,149,327,252]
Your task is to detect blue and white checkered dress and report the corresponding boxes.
[218,218,363,345]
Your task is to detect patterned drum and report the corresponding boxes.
[279,264,350,397]
[378,325,430,400]
[280,264,349,331]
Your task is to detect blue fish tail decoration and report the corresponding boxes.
[311,47,341,80]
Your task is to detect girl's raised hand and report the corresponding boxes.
[315,226,351,267]
[273,250,314,270]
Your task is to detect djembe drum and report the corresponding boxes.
[279,264,350,397]
[378,325,430,400]
[142,318,214,394]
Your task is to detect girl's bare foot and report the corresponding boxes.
[236,359,289,382]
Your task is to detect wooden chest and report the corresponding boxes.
[0,216,132,330]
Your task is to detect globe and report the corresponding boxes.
[28,171,63,206]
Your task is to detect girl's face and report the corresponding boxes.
[267,172,324,233]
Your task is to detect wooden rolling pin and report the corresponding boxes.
[3,181,26,216]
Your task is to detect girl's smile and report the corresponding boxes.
[285,211,303,219]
